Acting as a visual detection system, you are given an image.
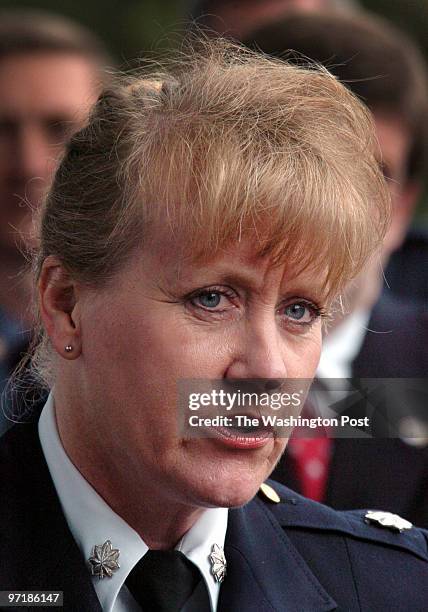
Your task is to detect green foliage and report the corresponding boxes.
[0,0,189,62]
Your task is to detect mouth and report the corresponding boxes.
[210,414,275,449]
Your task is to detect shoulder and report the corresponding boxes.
[259,479,428,562]
[0,420,42,474]
[253,480,428,608]
[0,422,55,534]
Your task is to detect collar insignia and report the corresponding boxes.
[364,510,413,533]
[209,543,227,583]
[88,540,120,579]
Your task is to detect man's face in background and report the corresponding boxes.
[205,0,333,39]
[336,112,418,317]
[0,52,100,257]
[374,112,418,257]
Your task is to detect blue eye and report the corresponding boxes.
[283,302,317,324]
[189,287,238,312]
[285,303,306,319]
[196,291,222,308]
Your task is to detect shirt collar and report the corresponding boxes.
[38,393,228,611]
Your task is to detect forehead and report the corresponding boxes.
[0,52,99,120]
[137,230,329,300]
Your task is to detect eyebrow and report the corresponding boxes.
[194,263,269,292]
[192,261,320,294]
[166,257,329,305]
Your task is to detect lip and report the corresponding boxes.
[209,424,274,449]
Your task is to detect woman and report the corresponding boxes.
[1,39,427,611]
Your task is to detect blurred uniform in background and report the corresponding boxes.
[0,11,110,434]
[387,228,428,302]
[244,10,428,527]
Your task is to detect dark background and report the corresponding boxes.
[2,0,427,220]
[1,1,426,68]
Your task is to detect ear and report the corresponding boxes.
[38,255,82,360]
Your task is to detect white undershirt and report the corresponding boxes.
[38,394,228,612]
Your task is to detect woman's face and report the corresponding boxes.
[73,235,325,509]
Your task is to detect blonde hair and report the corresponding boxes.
[31,37,389,387]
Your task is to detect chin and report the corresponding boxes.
[188,469,267,509]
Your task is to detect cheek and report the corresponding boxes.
[91,305,235,382]
[153,326,236,380]
[284,327,322,379]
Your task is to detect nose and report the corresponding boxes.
[225,317,288,385]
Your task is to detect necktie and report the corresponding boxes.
[287,385,333,502]
[287,432,332,502]
[125,549,208,612]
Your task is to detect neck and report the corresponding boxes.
[55,389,204,550]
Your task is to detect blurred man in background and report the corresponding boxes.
[0,11,110,433]
[245,10,428,527]
[190,0,357,39]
